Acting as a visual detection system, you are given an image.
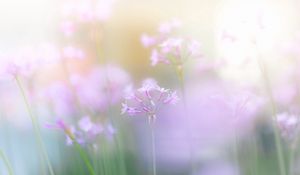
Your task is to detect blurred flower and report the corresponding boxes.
[276,112,300,141]
[140,19,202,66]
[62,46,86,60]
[141,34,157,48]
[60,20,76,37]
[121,78,178,122]
[61,0,115,22]
[0,43,62,79]
[41,81,76,117]
[158,18,182,34]
[46,116,114,146]
[73,64,130,112]
[150,37,202,66]
[149,80,263,163]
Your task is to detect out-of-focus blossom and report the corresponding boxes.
[78,116,103,135]
[140,34,157,48]
[121,78,178,122]
[74,64,130,112]
[46,116,114,146]
[158,18,182,34]
[60,20,75,37]
[141,19,202,66]
[40,82,76,117]
[276,112,300,141]
[61,0,115,22]
[150,37,202,66]
[0,43,63,79]
[62,46,86,60]
[148,80,263,163]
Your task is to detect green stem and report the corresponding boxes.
[289,137,299,175]
[150,122,157,175]
[175,65,196,174]
[233,132,240,174]
[74,142,96,175]
[15,76,55,175]
[254,44,287,175]
[0,149,14,175]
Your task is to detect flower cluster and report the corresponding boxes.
[276,112,300,141]
[121,79,178,122]
[61,0,115,23]
[72,65,131,113]
[46,116,115,146]
[141,19,202,66]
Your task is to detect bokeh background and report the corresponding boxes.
[1,0,300,175]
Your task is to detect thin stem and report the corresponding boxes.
[150,121,157,175]
[74,142,96,175]
[174,65,196,174]
[233,131,240,174]
[0,149,14,175]
[252,134,259,175]
[254,43,287,175]
[15,76,55,175]
[289,137,299,175]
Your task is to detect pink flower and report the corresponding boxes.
[62,46,86,60]
[78,116,103,135]
[158,18,182,34]
[74,65,131,112]
[121,79,179,121]
[141,34,157,48]
[61,0,115,22]
[150,37,202,66]
[276,112,300,140]
[60,20,75,37]
[41,82,76,117]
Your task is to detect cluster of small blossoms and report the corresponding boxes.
[61,0,115,22]
[46,116,115,146]
[0,43,87,80]
[276,112,300,141]
[121,79,179,123]
[141,19,202,67]
[71,65,131,113]
[0,44,58,79]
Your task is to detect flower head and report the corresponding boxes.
[140,19,202,67]
[150,37,202,66]
[46,116,115,146]
[121,79,178,122]
[276,112,300,141]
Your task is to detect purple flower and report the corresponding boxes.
[62,45,86,60]
[46,116,114,146]
[78,116,104,136]
[41,82,76,117]
[150,37,202,66]
[141,34,157,48]
[74,65,131,112]
[276,112,300,141]
[121,79,179,122]
[60,20,75,37]
[61,0,115,22]
[158,18,182,34]
[140,19,202,67]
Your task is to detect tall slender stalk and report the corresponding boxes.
[254,43,287,175]
[233,131,240,174]
[0,149,14,175]
[15,76,55,175]
[174,64,196,174]
[289,137,299,175]
[74,142,96,175]
[149,120,157,175]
